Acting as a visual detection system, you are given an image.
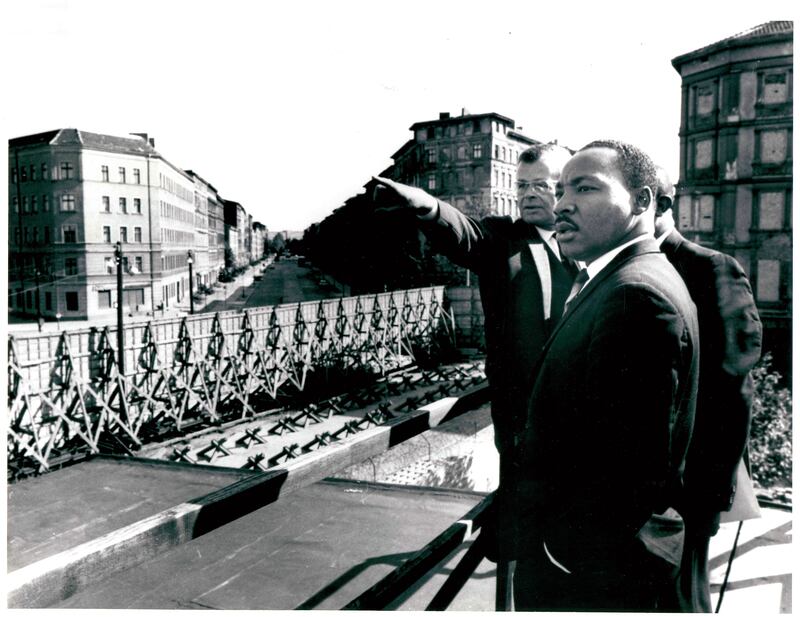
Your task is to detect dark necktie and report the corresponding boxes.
[561,257,579,280]
[562,268,589,315]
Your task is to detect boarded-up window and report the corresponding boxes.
[756,260,780,302]
[760,131,787,163]
[695,140,713,169]
[763,72,788,104]
[697,86,714,115]
[698,195,715,231]
[677,195,692,230]
[758,192,785,230]
[98,290,112,309]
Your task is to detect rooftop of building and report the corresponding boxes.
[408,111,515,131]
[672,20,794,67]
[9,128,160,156]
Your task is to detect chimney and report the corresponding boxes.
[439,112,450,120]
[461,107,469,116]
[130,132,155,147]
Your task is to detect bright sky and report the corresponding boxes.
[3,1,795,233]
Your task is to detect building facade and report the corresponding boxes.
[671,21,793,373]
[9,129,263,320]
[385,111,540,218]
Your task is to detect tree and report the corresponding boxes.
[748,353,792,490]
[269,232,286,255]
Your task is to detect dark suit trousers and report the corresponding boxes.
[513,540,676,612]
[672,519,715,612]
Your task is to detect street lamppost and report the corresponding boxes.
[187,250,194,315]
[114,241,125,375]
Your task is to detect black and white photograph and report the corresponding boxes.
[3,0,794,611]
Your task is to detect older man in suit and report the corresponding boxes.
[654,168,762,612]
[371,143,577,559]
[513,140,700,611]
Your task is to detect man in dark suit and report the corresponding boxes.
[513,141,700,611]
[371,144,577,557]
[654,168,762,612]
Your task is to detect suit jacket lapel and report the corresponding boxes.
[544,239,663,354]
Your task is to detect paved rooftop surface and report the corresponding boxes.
[7,435,792,612]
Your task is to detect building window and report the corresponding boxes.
[120,226,128,243]
[21,166,28,182]
[457,145,467,160]
[14,227,21,244]
[133,168,141,184]
[426,148,436,164]
[103,226,111,242]
[23,196,29,213]
[465,122,473,136]
[101,165,109,181]
[473,144,482,158]
[119,167,126,183]
[134,198,141,213]
[12,167,18,183]
[756,260,781,302]
[678,194,715,231]
[696,85,715,116]
[759,130,788,163]
[31,196,38,213]
[494,145,500,159]
[42,163,48,180]
[760,71,789,105]
[24,227,30,243]
[33,228,39,244]
[42,195,50,211]
[134,226,142,242]
[694,139,713,169]
[61,195,76,211]
[59,162,74,180]
[758,191,786,230]
[65,257,78,275]
[65,291,79,311]
[30,165,37,181]
[98,290,112,309]
[135,256,143,272]
[494,169,499,186]
[62,225,77,243]
[12,197,18,212]
[119,197,127,213]
[45,292,52,311]
[427,175,436,190]
[100,195,110,212]
[43,227,50,243]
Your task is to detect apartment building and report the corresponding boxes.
[9,129,265,320]
[671,21,793,373]
[385,111,540,217]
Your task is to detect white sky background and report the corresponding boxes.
[2,0,796,233]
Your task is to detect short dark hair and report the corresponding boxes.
[519,142,572,164]
[579,139,657,192]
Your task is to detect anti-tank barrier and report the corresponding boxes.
[7,287,454,478]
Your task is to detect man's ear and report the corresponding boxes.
[633,187,653,214]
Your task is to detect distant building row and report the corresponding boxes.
[8,129,268,320]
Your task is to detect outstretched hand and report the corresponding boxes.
[371,176,438,219]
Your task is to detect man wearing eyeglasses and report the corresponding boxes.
[371,143,577,561]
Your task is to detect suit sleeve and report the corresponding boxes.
[685,254,763,514]
[419,200,501,272]
[542,284,697,571]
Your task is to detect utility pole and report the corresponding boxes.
[115,242,125,375]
